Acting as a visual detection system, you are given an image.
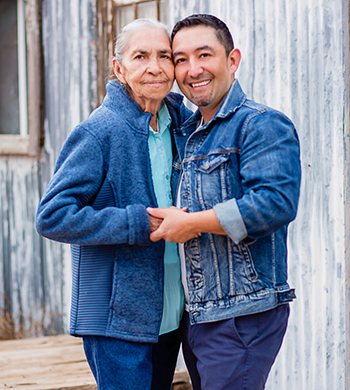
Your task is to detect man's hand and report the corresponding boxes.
[147,207,227,243]
[147,207,200,243]
[149,214,163,233]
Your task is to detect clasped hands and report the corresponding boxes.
[147,206,201,243]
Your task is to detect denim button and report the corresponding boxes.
[166,175,169,180]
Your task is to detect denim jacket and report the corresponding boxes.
[172,80,301,325]
[36,81,192,343]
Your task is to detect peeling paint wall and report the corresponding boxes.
[169,0,349,389]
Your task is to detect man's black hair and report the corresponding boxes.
[171,14,234,56]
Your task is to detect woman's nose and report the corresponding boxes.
[147,58,162,74]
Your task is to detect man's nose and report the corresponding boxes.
[188,59,203,78]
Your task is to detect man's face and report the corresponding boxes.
[113,27,174,108]
[172,26,240,121]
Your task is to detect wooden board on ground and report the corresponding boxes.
[0,334,191,390]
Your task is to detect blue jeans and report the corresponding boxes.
[182,305,289,390]
[83,327,181,390]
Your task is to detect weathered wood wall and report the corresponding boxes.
[39,0,97,332]
[169,0,350,388]
[0,0,96,338]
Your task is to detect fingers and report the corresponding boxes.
[149,215,162,232]
[150,229,163,242]
[147,207,167,219]
[147,206,192,243]
[147,206,187,216]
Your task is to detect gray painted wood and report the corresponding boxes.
[38,0,97,332]
[0,0,96,338]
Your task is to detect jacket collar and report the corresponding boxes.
[180,79,247,131]
[215,79,247,119]
[103,80,185,133]
[103,81,152,132]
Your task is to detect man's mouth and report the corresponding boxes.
[190,80,211,88]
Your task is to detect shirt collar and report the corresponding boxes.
[149,101,172,135]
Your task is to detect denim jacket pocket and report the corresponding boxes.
[196,154,231,209]
[230,241,265,295]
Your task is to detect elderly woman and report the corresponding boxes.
[36,19,191,390]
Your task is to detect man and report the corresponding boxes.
[147,14,301,390]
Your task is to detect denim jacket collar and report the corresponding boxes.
[174,80,247,161]
[215,79,247,120]
[179,79,247,132]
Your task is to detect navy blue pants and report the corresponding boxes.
[83,327,181,390]
[182,305,289,390]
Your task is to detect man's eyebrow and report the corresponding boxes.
[173,45,215,57]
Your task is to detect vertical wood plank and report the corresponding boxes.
[26,0,44,156]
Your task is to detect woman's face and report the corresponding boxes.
[113,27,174,109]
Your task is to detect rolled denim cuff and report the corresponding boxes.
[213,199,248,244]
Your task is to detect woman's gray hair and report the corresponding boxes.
[114,18,170,64]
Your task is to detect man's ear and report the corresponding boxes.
[229,48,241,76]
[112,57,126,84]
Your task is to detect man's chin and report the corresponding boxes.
[189,96,212,108]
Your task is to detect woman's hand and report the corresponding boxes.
[149,214,163,233]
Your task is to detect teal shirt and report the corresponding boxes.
[148,102,184,335]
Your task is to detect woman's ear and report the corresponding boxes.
[112,57,126,84]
